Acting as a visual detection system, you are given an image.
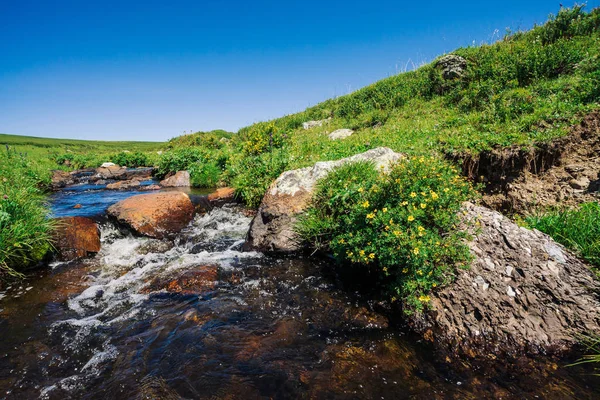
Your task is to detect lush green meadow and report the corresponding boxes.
[155,6,600,207]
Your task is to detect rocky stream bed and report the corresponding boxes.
[0,159,599,399]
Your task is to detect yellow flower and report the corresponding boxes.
[389,218,394,225]
[382,207,388,213]
[369,253,375,259]
[362,201,370,208]
[401,201,408,206]
[420,203,426,209]
[413,248,420,255]
[418,295,431,302]
[410,192,417,198]
[393,230,401,237]
[382,267,388,272]
[417,226,424,231]
[444,188,450,192]
[432,283,437,288]
[366,213,375,219]
[416,269,423,275]
[347,252,353,257]
[430,191,439,200]
[338,238,345,244]
[402,268,408,273]
[359,250,365,256]
[407,215,415,222]
[358,187,364,193]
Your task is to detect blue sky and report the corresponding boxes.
[1,1,598,141]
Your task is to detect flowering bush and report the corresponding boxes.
[297,157,478,313]
[239,122,287,155]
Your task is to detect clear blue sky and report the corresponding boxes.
[1,1,598,141]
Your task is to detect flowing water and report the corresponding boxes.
[0,190,599,399]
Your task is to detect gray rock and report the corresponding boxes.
[245,147,405,252]
[409,203,600,358]
[160,171,190,187]
[328,129,354,140]
[302,119,328,130]
[435,54,467,80]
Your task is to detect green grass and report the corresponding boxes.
[157,5,599,207]
[0,135,167,280]
[0,133,166,171]
[0,148,55,278]
[526,202,600,270]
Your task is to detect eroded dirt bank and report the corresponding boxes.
[451,110,600,213]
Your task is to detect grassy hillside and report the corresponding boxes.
[161,6,599,207]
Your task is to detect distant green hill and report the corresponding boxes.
[0,133,164,152]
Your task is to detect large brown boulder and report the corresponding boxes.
[160,171,190,187]
[409,203,600,358]
[107,192,194,238]
[245,147,404,253]
[53,217,101,261]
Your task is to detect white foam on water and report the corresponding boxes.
[46,205,262,394]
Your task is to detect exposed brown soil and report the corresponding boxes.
[450,110,600,214]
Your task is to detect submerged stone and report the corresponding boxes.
[52,216,101,261]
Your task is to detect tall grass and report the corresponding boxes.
[0,147,54,278]
[526,202,600,270]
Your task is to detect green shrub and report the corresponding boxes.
[228,149,289,208]
[238,121,288,155]
[297,157,478,313]
[156,148,207,178]
[189,162,221,187]
[526,202,600,269]
[0,151,54,278]
[110,151,150,168]
[167,129,234,149]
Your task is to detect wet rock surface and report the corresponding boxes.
[142,265,218,295]
[409,203,600,358]
[160,170,190,187]
[107,192,194,238]
[50,170,75,189]
[52,216,101,261]
[246,147,404,252]
[207,187,236,206]
[106,179,141,190]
